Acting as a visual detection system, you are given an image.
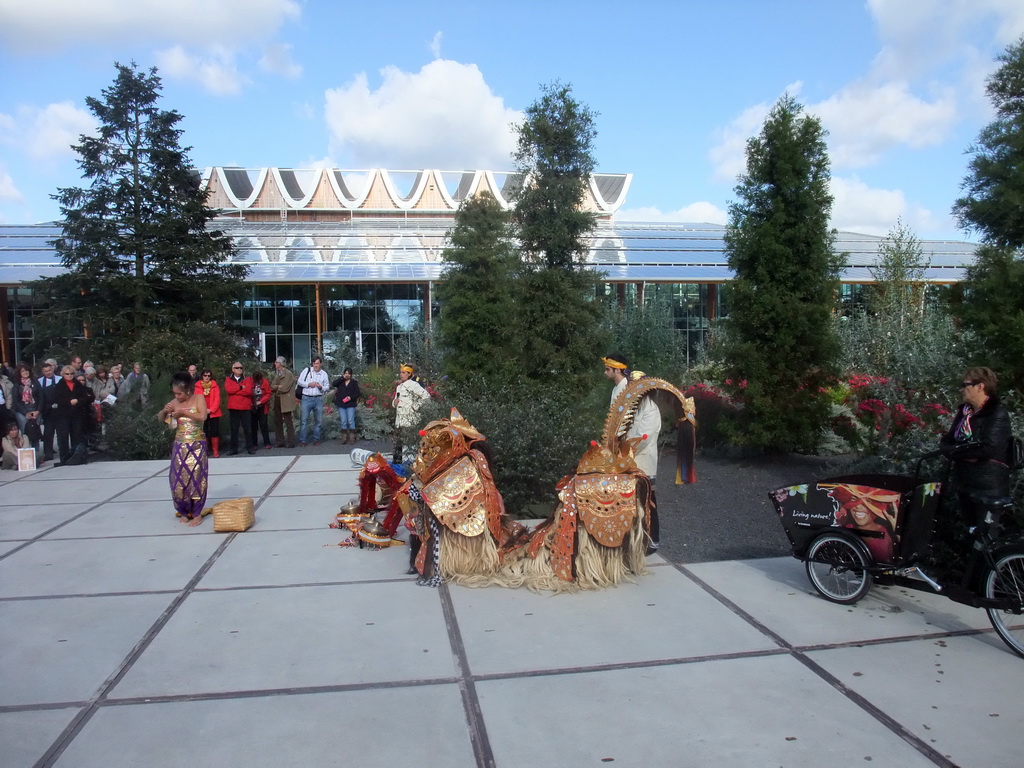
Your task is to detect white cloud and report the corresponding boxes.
[0,101,96,162]
[830,175,950,237]
[868,0,1024,80]
[324,60,521,170]
[430,31,443,60]
[814,82,957,170]
[156,46,247,96]
[0,0,300,51]
[0,168,24,203]
[708,83,802,183]
[615,202,727,225]
[259,42,302,79]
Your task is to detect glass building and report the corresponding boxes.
[0,167,978,368]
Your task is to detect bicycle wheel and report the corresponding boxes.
[805,533,872,604]
[984,547,1024,659]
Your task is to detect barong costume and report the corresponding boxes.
[406,409,526,587]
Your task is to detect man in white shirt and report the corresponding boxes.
[297,356,330,446]
[603,353,662,552]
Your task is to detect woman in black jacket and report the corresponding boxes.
[331,367,361,444]
[52,366,94,465]
[940,366,1013,525]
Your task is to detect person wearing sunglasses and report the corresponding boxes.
[196,369,222,458]
[940,367,1013,527]
[224,362,255,455]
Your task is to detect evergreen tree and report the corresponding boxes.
[512,80,599,271]
[953,35,1024,249]
[952,36,1024,391]
[510,81,606,395]
[31,62,247,346]
[868,217,929,322]
[436,192,519,390]
[722,94,842,452]
[957,245,1024,390]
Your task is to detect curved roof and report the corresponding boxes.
[0,220,977,285]
[201,168,634,215]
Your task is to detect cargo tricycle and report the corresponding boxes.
[770,452,1024,658]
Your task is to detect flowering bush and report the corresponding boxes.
[682,381,740,448]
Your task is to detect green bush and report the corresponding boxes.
[103,400,174,461]
[449,381,606,515]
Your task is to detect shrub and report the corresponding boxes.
[103,399,174,461]
[448,381,606,515]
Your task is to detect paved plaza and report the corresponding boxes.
[1,454,1022,767]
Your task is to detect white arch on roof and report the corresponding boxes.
[272,169,323,209]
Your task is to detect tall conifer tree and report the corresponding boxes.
[953,36,1024,391]
[511,81,606,394]
[437,192,519,390]
[723,94,841,452]
[33,62,246,346]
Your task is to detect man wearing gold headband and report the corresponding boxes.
[393,363,429,462]
[603,353,663,551]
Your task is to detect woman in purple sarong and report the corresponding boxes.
[160,371,209,526]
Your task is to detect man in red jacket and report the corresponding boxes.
[224,362,255,456]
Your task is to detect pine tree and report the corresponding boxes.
[32,62,247,347]
[953,35,1024,249]
[436,192,520,391]
[722,94,842,452]
[952,36,1024,391]
[510,81,606,394]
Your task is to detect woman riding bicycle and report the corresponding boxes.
[940,366,1013,526]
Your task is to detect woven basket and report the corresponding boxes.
[212,497,255,532]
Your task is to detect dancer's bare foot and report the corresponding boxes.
[177,515,188,524]
[187,515,204,527]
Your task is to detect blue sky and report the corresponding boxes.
[1,0,1022,241]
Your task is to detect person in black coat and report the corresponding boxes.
[331,367,361,444]
[940,366,1013,526]
[52,366,94,465]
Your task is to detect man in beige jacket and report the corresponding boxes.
[271,356,297,449]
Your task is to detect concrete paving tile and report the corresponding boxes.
[250,493,358,531]
[0,476,142,505]
[0,594,176,706]
[450,566,779,676]
[111,582,454,697]
[687,558,988,647]
[42,500,219,538]
[14,461,164,481]
[0,708,82,768]
[116,473,277,503]
[290,454,360,472]
[207,455,292,474]
[55,686,476,768]
[807,635,1024,767]
[269,470,359,497]
[476,654,938,768]
[0,503,95,540]
[0,535,223,597]
[197,528,412,588]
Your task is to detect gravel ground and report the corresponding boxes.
[656,451,855,564]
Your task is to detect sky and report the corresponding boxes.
[1,0,1023,242]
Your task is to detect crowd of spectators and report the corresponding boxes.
[0,355,152,467]
[0,354,378,468]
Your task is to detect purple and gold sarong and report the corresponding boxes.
[170,413,208,519]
